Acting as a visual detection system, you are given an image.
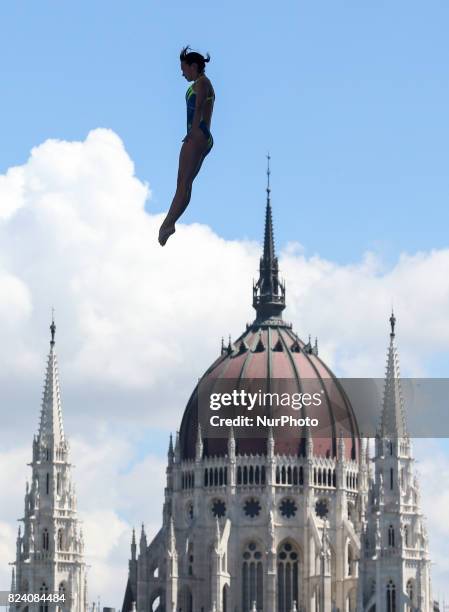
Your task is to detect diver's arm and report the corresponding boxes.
[190,78,208,131]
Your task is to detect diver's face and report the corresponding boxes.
[181,61,197,81]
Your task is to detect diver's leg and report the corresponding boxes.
[182,136,213,214]
[181,150,208,215]
[159,137,209,245]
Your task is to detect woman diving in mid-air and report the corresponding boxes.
[158,46,215,246]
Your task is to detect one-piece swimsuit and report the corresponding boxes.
[185,77,214,154]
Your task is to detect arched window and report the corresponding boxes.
[347,544,353,576]
[293,466,298,485]
[58,529,64,550]
[242,542,263,612]
[42,529,49,551]
[386,580,396,612]
[46,473,50,495]
[406,579,414,611]
[277,541,299,612]
[56,472,61,495]
[404,525,409,547]
[39,583,49,612]
[388,525,395,547]
[390,468,394,490]
[223,584,229,612]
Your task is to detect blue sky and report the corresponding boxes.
[1,3,449,602]
[1,0,448,264]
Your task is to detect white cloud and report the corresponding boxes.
[1,129,449,605]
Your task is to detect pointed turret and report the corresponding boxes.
[168,434,174,465]
[379,311,407,438]
[267,425,275,458]
[38,316,65,446]
[253,154,286,322]
[228,426,236,461]
[174,431,180,463]
[140,523,147,554]
[338,429,346,461]
[195,424,203,462]
[131,528,136,561]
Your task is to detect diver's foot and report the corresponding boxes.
[158,224,176,246]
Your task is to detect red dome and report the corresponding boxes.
[179,195,360,462]
[179,320,360,461]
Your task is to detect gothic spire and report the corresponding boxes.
[38,317,65,445]
[50,309,56,346]
[252,154,286,322]
[168,434,174,465]
[379,311,407,438]
[131,528,136,561]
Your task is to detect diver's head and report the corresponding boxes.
[180,46,210,81]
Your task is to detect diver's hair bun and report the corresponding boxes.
[180,45,211,72]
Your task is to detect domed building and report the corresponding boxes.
[122,173,433,612]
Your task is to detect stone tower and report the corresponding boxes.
[10,319,88,612]
[358,313,433,611]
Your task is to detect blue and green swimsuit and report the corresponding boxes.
[185,78,214,155]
